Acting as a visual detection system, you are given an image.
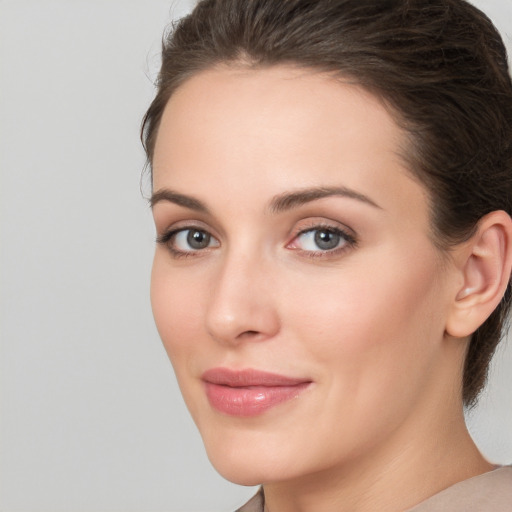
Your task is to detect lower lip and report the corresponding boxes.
[204,382,310,417]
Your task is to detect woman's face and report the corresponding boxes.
[150,66,460,485]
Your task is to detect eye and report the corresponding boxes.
[288,226,356,254]
[174,229,215,250]
[157,227,220,256]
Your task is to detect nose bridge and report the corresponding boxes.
[205,244,279,344]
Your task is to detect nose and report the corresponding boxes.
[205,251,280,345]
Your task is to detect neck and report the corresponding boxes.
[263,399,492,512]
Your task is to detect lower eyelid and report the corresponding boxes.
[158,227,221,256]
[296,227,350,241]
[287,226,357,256]
[157,223,355,258]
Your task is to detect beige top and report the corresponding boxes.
[235,466,512,512]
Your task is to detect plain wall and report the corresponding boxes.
[0,1,511,511]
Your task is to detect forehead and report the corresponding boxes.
[154,65,400,166]
[152,65,428,219]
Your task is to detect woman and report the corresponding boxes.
[142,0,512,510]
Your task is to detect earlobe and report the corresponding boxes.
[446,210,512,338]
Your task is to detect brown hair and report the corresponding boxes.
[141,0,512,406]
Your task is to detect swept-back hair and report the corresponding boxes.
[142,0,512,406]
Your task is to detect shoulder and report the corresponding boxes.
[234,487,264,512]
[234,468,512,512]
[407,466,512,512]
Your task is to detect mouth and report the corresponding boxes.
[201,367,312,417]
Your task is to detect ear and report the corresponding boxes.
[446,210,512,338]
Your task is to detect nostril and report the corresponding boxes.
[235,330,264,341]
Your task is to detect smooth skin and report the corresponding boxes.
[150,66,512,512]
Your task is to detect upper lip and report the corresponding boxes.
[202,367,311,387]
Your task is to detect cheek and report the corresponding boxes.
[150,255,206,364]
[282,246,446,398]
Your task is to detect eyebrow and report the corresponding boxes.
[150,189,210,213]
[269,186,382,213]
[150,185,381,214]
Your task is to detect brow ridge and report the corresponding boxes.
[150,189,209,213]
[150,185,380,215]
[269,186,381,213]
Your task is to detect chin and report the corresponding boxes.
[203,446,263,485]
[210,455,290,487]
[216,465,266,487]
[200,428,298,486]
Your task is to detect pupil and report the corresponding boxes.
[314,230,340,250]
[187,229,210,249]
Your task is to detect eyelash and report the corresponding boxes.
[156,223,357,259]
[156,225,216,259]
[288,224,357,259]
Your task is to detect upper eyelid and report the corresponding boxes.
[288,226,358,259]
[175,228,219,246]
[157,219,216,237]
[154,215,226,240]
[157,225,218,242]
[292,226,356,244]
[156,227,220,259]
[291,218,356,237]
[155,218,357,246]
[296,225,351,237]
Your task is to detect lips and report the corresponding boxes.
[202,368,311,417]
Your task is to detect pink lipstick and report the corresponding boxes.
[202,368,311,417]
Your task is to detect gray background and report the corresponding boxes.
[0,1,511,511]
